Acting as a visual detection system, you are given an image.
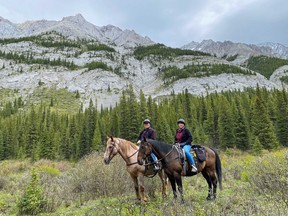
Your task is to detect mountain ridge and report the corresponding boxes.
[0,14,288,109]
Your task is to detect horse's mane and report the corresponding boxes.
[117,138,138,150]
[147,139,173,153]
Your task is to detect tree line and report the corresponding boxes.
[0,85,287,161]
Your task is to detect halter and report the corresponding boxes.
[107,139,139,166]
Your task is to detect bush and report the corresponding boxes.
[18,169,46,215]
[249,150,288,207]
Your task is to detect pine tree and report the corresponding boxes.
[218,96,235,149]
[156,111,174,143]
[139,90,148,119]
[252,136,263,155]
[275,89,288,146]
[204,96,219,148]
[251,86,279,149]
[233,100,250,150]
[92,119,102,151]
[18,169,46,215]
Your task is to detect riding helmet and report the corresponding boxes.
[177,118,186,125]
[143,119,151,124]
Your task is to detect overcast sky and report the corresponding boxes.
[1,0,287,47]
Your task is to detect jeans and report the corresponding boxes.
[183,144,195,166]
[150,152,157,161]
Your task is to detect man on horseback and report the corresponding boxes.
[137,119,160,171]
[174,118,197,173]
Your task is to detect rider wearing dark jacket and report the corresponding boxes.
[137,124,156,141]
[137,119,160,171]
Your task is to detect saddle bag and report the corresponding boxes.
[192,145,206,162]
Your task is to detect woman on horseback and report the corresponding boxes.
[137,119,160,170]
[174,118,197,173]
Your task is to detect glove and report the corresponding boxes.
[136,140,141,145]
[174,143,180,147]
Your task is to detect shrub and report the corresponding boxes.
[18,169,46,215]
[249,150,288,207]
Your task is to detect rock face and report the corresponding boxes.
[182,40,288,64]
[0,15,287,109]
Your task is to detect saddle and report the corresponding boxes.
[175,144,206,166]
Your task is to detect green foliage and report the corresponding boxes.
[252,136,263,155]
[18,169,46,215]
[226,54,238,62]
[160,64,253,85]
[246,55,288,79]
[133,43,211,60]
[279,73,288,84]
[84,61,112,71]
[1,85,288,161]
[86,43,115,52]
[0,50,79,70]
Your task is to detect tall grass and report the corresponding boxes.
[0,149,287,215]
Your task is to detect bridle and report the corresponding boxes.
[106,139,139,166]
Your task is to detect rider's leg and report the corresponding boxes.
[150,152,157,161]
[183,145,197,172]
[150,152,160,170]
[183,145,194,165]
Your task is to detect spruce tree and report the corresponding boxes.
[204,96,219,148]
[275,89,288,146]
[251,86,279,149]
[218,96,235,149]
[233,100,250,150]
[252,136,263,155]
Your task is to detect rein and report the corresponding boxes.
[150,144,178,164]
[109,139,139,166]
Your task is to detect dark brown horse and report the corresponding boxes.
[103,136,168,203]
[137,138,222,202]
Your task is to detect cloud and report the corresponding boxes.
[0,0,287,47]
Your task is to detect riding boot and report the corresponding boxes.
[191,164,197,172]
[154,162,161,171]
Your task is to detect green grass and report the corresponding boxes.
[26,87,81,113]
[0,149,287,215]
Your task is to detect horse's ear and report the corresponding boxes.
[107,135,113,141]
[143,137,147,142]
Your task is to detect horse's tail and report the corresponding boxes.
[212,148,223,190]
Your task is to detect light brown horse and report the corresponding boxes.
[103,136,168,203]
[137,138,222,202]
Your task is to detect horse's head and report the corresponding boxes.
[137,137,153,165]
[103,136,119,165]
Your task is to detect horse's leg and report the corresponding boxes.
[167,174,177,199]
[210,172,218,200]
[158,170,168,198]
[138,175,148,203]
[131,176,141,201]
[175,174,184,203]
[201,169,213,200]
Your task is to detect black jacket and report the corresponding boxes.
[137,127,156,141]
[174,127,193,146]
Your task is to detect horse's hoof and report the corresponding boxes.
[206,196,216,201]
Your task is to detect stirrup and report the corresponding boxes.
[191,165,197,172]
[154,163,161,171]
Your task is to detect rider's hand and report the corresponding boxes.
[137,140,141,145]
[174,142,180,147]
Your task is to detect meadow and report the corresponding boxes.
[0,148,287,216]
